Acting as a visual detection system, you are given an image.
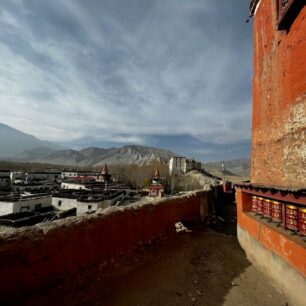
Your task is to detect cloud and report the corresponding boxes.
[0,0,253,159]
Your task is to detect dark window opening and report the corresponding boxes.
[35,204,42,210]
[276,0,305,30]
[88,205,92,210]
[58,200,62,207]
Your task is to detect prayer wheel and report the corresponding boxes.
[271,200,282,223]
[263,199,272,219]
[252,196,257,213]
[256,197,263,215]
[299,207,306,236]
[285,205,299,232]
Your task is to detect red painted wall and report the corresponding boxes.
[251,0,306,187]
[0,192,208,301]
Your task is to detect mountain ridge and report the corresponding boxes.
[0,123,63,158]
[15,145,176,166]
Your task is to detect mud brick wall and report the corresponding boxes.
[0,191,209,300]
[251,0,306,187]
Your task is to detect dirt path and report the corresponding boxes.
[17,223,286,306]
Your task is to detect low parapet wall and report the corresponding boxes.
[0,191,210,300]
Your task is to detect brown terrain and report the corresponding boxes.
[14,199,286,306]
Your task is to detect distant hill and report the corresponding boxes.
[0,122,250,174]
[15,145,176,166]
[0,123,63,158]
[204,158,251,178]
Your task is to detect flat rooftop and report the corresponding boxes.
[0,193,51,202]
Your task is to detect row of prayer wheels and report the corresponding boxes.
[252,196,306,236]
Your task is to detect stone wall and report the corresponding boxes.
[251,0,306,187]
[0,191,209,301]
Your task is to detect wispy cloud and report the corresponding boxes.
[0,0,253,158]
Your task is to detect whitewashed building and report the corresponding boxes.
[52,196,78,211]
[77,200,109,215]
[169,157,186,175]
[61,171,78,179]
[169,157,202,175]
[52,192,125,215]
[61,171,96,180]
[0,170,11,190]
[10,171,24,184]
[0,194,52,216]
[61,181,90,190]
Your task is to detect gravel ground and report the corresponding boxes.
[16,223,286,306]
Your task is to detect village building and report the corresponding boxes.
[236,1,306,305]
[10,171,24,184]
[52,189,126,215]
[61,177,95,190]
[61,171,97,180]
[185,158,201,173]
[0,193,52,216]
[26,171,61,182]
[97,164,112,183]
[149,168,165,197]
[61,165,114,191]
[169,156,202,175]
[0,170,11,191]
[169,156,186,175]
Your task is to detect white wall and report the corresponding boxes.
[11,172,24,184]
[61,182,88,190]
[61,172,78,179]
[0,196,52,216]
[0,202,14,216]
[52,197,110,215]
[52,197,78,211]
[76,201,108,215]
[169,157,186,176]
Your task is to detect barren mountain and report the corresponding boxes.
[0,123,63,158]
[17,145,175,166]
[204,158,251,178]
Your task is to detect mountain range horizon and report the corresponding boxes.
[0,122,251,163]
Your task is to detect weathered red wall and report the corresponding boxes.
[251,0,306,187]
[0,192,209,301]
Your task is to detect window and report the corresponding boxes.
[35,204,42,210]
[276,0,304,29]
[88,205,92,210]
[58,200,62,207]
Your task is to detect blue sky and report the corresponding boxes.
[0,0,253,161]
